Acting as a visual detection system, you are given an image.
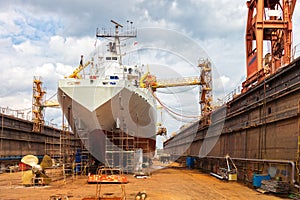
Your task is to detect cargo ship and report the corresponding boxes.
[164,0,300,189]
[58,20,157,170]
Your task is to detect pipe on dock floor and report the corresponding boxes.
[204,156,298,188]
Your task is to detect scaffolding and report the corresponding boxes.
[76,129,91,175]
[105,130,135,174]
[44,135,64,182]
[32,76,46,133]
[134,139,151,176]
[107,135,153,175]
[42,124,89,182]
[44,134,61,160]
[61,127,75,181]
[43,127,75,182]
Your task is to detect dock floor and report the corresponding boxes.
[0,165,283,200]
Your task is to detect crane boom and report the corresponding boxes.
[140,73,201,90]
[43,100,60,107]
[155,77,201,88]
[68,55,91,79]
[140,59,213,116]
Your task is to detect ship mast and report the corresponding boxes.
[96,20,137,65]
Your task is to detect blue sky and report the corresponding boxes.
[0,1,299,144]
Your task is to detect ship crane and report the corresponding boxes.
[68,55,91,79]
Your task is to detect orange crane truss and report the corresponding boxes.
[140,60,213,116]
[243,0,297,91]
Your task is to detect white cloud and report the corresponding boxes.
[214,75,230,91]
[49,35,96,64]
[56,63,74,78]
[35,63,55,77]
[13,40,42,55]
[0,0,299,137]
[0,9,23,36]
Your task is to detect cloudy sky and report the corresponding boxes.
[0,1,299,142]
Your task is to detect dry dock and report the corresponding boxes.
[0,112,80,166]
[0,165,284,200]
[164,56,300,188]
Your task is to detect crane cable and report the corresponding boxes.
[155,85,197,94]
[165,110,199,123]
[46,92,57,101]
[149,88,201,119]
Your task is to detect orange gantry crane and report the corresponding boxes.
[32,77,60,133]
[243,0,297,91]
[140,60,212,136]
[32,76,46,132]
[140,59,213,117]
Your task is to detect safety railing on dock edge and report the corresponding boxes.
[0,106,31,121]
[215,43,300,107]
[214,86,242,107]
[0,106,60,129]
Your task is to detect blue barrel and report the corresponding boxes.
[253,174,270,187]
[186,157,194,168]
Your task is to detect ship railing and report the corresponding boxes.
[215,86,242,107]
[215,44,300,107]
[0,106,31,121]
[0,106,59,129]
[96,27,137,38]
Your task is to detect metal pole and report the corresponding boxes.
[0,112,3,158]
[205,156,297,186]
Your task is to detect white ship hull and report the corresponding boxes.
[58,78,157,163]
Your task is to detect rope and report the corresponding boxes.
[155,85,197,94]
[149,88,201,119]
[46,92,57,101]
